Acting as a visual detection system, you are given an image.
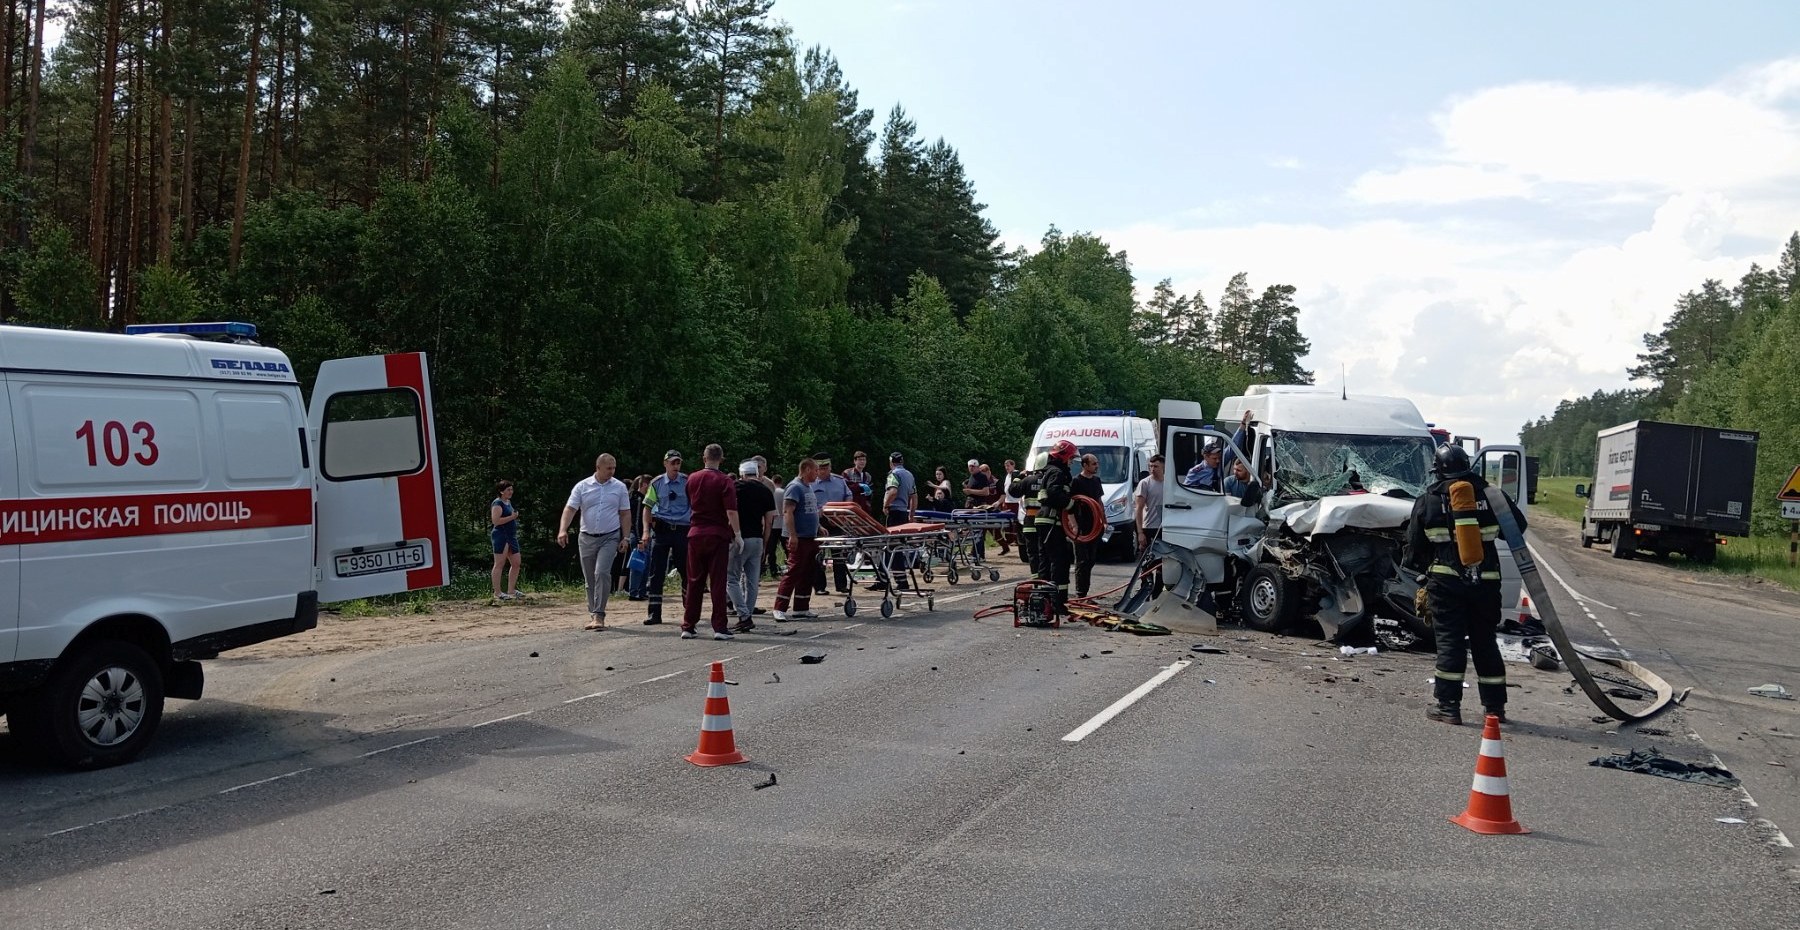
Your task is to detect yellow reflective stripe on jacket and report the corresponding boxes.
[1429,565,1501,580]
[1424,528,1452,541]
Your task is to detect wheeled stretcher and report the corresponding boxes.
[818,503,951,618]
[915,509,1009,582]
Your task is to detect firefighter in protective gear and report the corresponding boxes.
[1404,444,1529,726]
[1019,480,1042,574]
[1033,440,1079,613]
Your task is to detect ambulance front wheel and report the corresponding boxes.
[14,641,166,769]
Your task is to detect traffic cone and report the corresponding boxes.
[686,661,749,766]
[1451,714,1529,834]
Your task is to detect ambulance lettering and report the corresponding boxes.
[0,489,309,545]
[1043,428,1121,440]
[211,358,295,380]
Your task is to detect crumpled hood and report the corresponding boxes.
[1276,494,1412,536]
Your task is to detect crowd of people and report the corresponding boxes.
[490,446,1090,640]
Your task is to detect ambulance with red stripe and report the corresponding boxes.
[0,322,447,767]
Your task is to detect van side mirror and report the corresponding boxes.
[1574,484,1588,498]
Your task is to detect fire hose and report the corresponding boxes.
[1486,486,1677,722]
[1063,495,1104,543]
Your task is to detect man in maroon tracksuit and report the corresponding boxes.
[682,443,741,640]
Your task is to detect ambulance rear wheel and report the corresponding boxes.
[16,641,165,769]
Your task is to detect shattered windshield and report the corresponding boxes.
[1269,431,1437,503]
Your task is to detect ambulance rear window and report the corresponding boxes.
[319,389,424,481]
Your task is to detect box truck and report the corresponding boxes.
[1578,420,1758,563]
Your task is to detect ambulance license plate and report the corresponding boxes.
[335,543,427,578]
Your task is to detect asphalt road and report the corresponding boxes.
[3,540,1797,929]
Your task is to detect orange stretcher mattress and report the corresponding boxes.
[821,502,944,537]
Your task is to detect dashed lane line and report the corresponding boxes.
[219,767,314,795]
[360,736,442,756]
[1062,660,1192,743]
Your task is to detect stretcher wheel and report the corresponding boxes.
[922,568,934,582]
[844,597,858,617]
[988,569,1000,582]
[927,595,935,611]
[948,564,960,585]
[880,598,895,619]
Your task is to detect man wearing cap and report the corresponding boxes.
[882,451,917,528]
[727,460,777,632]
[556,453,632,631]
[639,449,691,625]
[680,443,741,640]
[810,454,854,594]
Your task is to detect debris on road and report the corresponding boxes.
[766,672,781,684]
[1338,646,1377,656]
[529,652,539,658]
[1589,749,1740,788]
[752,773,778,790]
[1747,683,1794,701]
[1629,726,1672,737]
[1716,817,1748,824]
[1529,644,1561,671]
[799,651,826,665]
[1607,687,1645,700]
[1192,645,1227,654]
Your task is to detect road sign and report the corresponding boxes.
[1784,500,1800,521]
[1780,465,1800,502]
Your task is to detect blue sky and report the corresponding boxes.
[772,0,1800,444]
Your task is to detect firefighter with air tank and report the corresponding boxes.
[1404,444,1529,726]
[1032,439,1079,614]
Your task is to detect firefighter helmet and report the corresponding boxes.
[1432,444,1472,477]
[1049,439,1078,463]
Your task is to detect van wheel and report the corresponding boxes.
[1609,530,1634,561]
[1579,520,1592,549]
[15,642,165,769]
[1240,565,1296,632]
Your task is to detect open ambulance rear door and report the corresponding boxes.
[308,353,450,602]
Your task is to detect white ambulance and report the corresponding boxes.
[0,322,448,767]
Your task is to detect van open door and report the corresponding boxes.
[308,353,449,603]
[1475,443,1527,613]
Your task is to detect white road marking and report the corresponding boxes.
[471,711,531,728]
[1062,660,1192,743]
[561,690,613,705]
[1716,748,1796,850]
[753,645,783,654]
[220,767,314,794]
[360,735,442,756]
[45,807,169,837]
[639,670,689,684]
[1526,543,1616,610]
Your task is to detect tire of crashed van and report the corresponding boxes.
[1240,564,1298,632]
[11,641,166,769]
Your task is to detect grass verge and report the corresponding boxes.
[1533,475,1799,591]
[333,567,586,618]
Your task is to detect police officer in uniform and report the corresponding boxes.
[638,450,692,625]
[1033,440,1079,613]
[1404,444,1528,725]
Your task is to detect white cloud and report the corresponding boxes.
[1349,164,1532,204]
[1104,58,1800,446]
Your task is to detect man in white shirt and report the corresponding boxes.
[557,453,632,631]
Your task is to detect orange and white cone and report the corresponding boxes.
[686,661,749,766]
[1451,713,1528,834]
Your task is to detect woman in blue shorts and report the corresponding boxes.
[490,480,522,600]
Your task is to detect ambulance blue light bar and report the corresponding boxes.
[125,321,260,340]
[1054,409,1135,418]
